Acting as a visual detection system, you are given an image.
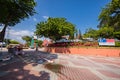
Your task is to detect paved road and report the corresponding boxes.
[0,50,120,80]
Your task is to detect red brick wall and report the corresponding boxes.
[44,47,120,57]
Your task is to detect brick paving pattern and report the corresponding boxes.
[58,66,102,80]
[98,70,120,78]
[0,49,120,80]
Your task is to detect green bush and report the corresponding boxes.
[115,41,120,47]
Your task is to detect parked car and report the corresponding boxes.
[56,39,71,43]
[0,42,6,47]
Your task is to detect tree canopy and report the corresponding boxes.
[22,35,32,46]
[83,26,115,39]
[35,17,76,40]
[0,0,36,26]
[83,28,98,39]
[22,36,32,43]
[0,0,36,42]
[98,0,120,31]
[97,26,114,38]
[10,40,20,44]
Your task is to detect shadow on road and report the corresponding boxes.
[0,50,58,80]
[0,61,50,80]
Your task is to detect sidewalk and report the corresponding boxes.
[0,51,120,80]
[57,54,120,80]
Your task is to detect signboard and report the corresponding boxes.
[98,38,115,46]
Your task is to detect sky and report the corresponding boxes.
[1,0,111,43]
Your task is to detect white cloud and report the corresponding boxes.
[42,16,49,20]
[5,29,34,43]
[33,18,37,22]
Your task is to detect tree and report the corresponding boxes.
[113,31,120,39]
[75,29,82,39]
[10,40,20,44]
[38,40,43,47]
[97,26,114,38]
[83,28,98,39]
[35,17,76,41]
[4,38,11,45]
[22,36,32,46]
[0,0,36,42]
[78,29,82,39]
[22,36,32,43]
[98,0,120,31]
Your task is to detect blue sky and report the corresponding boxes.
[4,0,111,43]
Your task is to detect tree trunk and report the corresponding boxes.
[0,24,7,42]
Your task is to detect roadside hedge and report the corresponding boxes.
[115,41,120,47]
[48,41,120,47]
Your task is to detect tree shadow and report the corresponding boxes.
[44,63,73,80]
[19,51,58,67]
[0,50,58,66]
[0,61,50,80]
[0,50,59,80]
[44,63,63,73]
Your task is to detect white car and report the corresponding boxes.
[0,42,6,47]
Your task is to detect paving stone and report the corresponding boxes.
[58,66,102,80]
[98,70,120,79]
[0,50,120,80]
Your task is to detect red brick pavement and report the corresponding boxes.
[70,59,100,68]
[58,66,102,80]
[105,64,120,69]
[98,70,120,79]
[0,52,120,80]
[90,58,120,66]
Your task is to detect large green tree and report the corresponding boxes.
[22,36,32,46]
[22,36,32,43]
[113,31,120,39]
[98,0,120,31]
[97,26,114,38]
[35,17,76,41]
[10,40,20,44]
[0,0,36,42]
[83,28,98,39]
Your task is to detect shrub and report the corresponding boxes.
[115,41,120,47]
[48,42,99,47]
[84,42,91,46]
